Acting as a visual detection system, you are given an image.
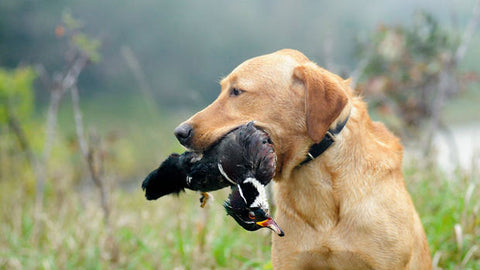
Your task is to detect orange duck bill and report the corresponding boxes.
[256,217,285,237]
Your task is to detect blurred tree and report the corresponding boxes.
[36,10,110,225]
[0,10,108,230]
[356,10,479,154]
[0,66,38,175]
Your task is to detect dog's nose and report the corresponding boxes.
[174,123,193,146]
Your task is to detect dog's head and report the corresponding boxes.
[174,49,351,177]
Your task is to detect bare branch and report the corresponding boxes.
[423,60,455,157]
[350,55,371,89]
[121,46,160,118]
[455,0,480,62]
[35,54,89,215]
[60,54,89,94]
[71,85,110,225]
[350,42,374,89]
[71,85,88,156]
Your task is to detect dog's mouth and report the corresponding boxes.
[201,121,275,154]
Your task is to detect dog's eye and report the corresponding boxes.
[230,88,244,97]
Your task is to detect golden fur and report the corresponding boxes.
[178,49,431,269]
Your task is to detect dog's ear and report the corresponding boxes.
[293,64,348,143]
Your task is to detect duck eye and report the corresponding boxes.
[248,211,255,220]
[230,88,244,97]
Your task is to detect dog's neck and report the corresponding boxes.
[274,102,352,182]
[320,100,403,177]
[298,114,350,166]
[274,98,404,230]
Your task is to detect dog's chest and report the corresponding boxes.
[275,166,339,231]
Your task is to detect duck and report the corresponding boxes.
[142,122,284,235]
[216,123,283,236]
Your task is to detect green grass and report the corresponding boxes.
[1,159,479,269]
[404,160,480,269]
[0,182,274,269]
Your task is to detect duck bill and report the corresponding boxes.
[256,217,285,237]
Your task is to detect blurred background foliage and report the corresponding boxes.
[358,11,478,140]
[0,67,36,124]
[0,0,479,269]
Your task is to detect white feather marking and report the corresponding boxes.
[217,163,236,185]
[244,177,268,211]
[237,184,248,204]
[186,176,192,185]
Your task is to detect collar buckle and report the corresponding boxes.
[299,115,349,166]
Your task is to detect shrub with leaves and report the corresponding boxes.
[357,12,478,139]
[0,67,36,124]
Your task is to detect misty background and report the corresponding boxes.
[2,0,478,108]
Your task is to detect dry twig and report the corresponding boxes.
[35,54,89,215]
[71,85,110,225]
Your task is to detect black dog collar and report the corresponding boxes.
[299,115,350,166]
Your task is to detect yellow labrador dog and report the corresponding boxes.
[173,49,431,269]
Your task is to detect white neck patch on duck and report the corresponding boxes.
[243,177,268,211]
